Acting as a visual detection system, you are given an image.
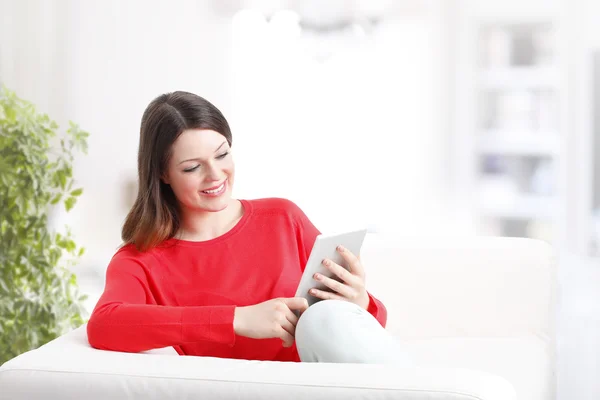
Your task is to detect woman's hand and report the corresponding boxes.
[309,245,370,310]
[233,297,309,347]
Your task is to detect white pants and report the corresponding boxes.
[295,299,413,365]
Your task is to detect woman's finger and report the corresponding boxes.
[336,245,365,278]
[278,326,295,347]
[280,316,296,337]
[321,259,359,286]
[284,307,299,331]
[314,272,354,298]
[309,287,345,301]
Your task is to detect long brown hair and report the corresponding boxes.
[122,91,232,251]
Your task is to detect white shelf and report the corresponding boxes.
[453,0,573,248]
[480,66,559,89]
[478,194,558,220]
[477,131,561,156]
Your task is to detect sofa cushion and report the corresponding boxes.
[404,335,553,400]
[0,326,516,400]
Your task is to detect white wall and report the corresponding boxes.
[1,0,234,270]
[0,1,456,274]
[229,5,457,236]
[571,0,600,256]
[558,2,600,399]
[62,0,235,270]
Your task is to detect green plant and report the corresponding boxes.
[0,85,89,365]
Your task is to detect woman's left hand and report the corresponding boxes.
[309,245,370,310]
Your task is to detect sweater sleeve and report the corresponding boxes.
[366,292,388,328]
[87,253,236,353]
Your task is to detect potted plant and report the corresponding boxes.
[0,85,89,365]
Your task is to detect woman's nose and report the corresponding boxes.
[204,163,223,181]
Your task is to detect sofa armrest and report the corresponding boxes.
[0,325,516,400]
[361,235,558,341]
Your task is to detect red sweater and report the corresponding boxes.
[87,198,387,361]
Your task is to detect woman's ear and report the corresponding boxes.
[161,173,170,185]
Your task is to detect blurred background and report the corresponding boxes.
[0,0,599,398]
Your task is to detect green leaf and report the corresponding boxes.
[64,197,76,211]
[50,193,62,205]
[0,278,8,293]
[69,188,83,197]
[59,171,67,190]
[65,240,76,253]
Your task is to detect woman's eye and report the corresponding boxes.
[183,165,200,173]
[217,152,229,159]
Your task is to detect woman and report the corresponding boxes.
[87,91,408,364]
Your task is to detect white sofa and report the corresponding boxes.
[0,235,556,400]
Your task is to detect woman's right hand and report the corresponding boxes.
[233,297,309,347]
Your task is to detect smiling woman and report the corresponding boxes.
[161,128,241,241]
[121,92,238,250]
[86,91,412,366]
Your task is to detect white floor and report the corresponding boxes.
[76,253,600,400]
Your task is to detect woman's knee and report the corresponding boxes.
[297,299,360,330]
[296,300,363,340]
[295,299,412,365]
[295,300,379,363]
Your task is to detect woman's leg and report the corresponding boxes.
[295,299,413,365]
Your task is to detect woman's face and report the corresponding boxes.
[163,129,234,213]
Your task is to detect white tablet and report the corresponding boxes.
[295,229,368,307]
